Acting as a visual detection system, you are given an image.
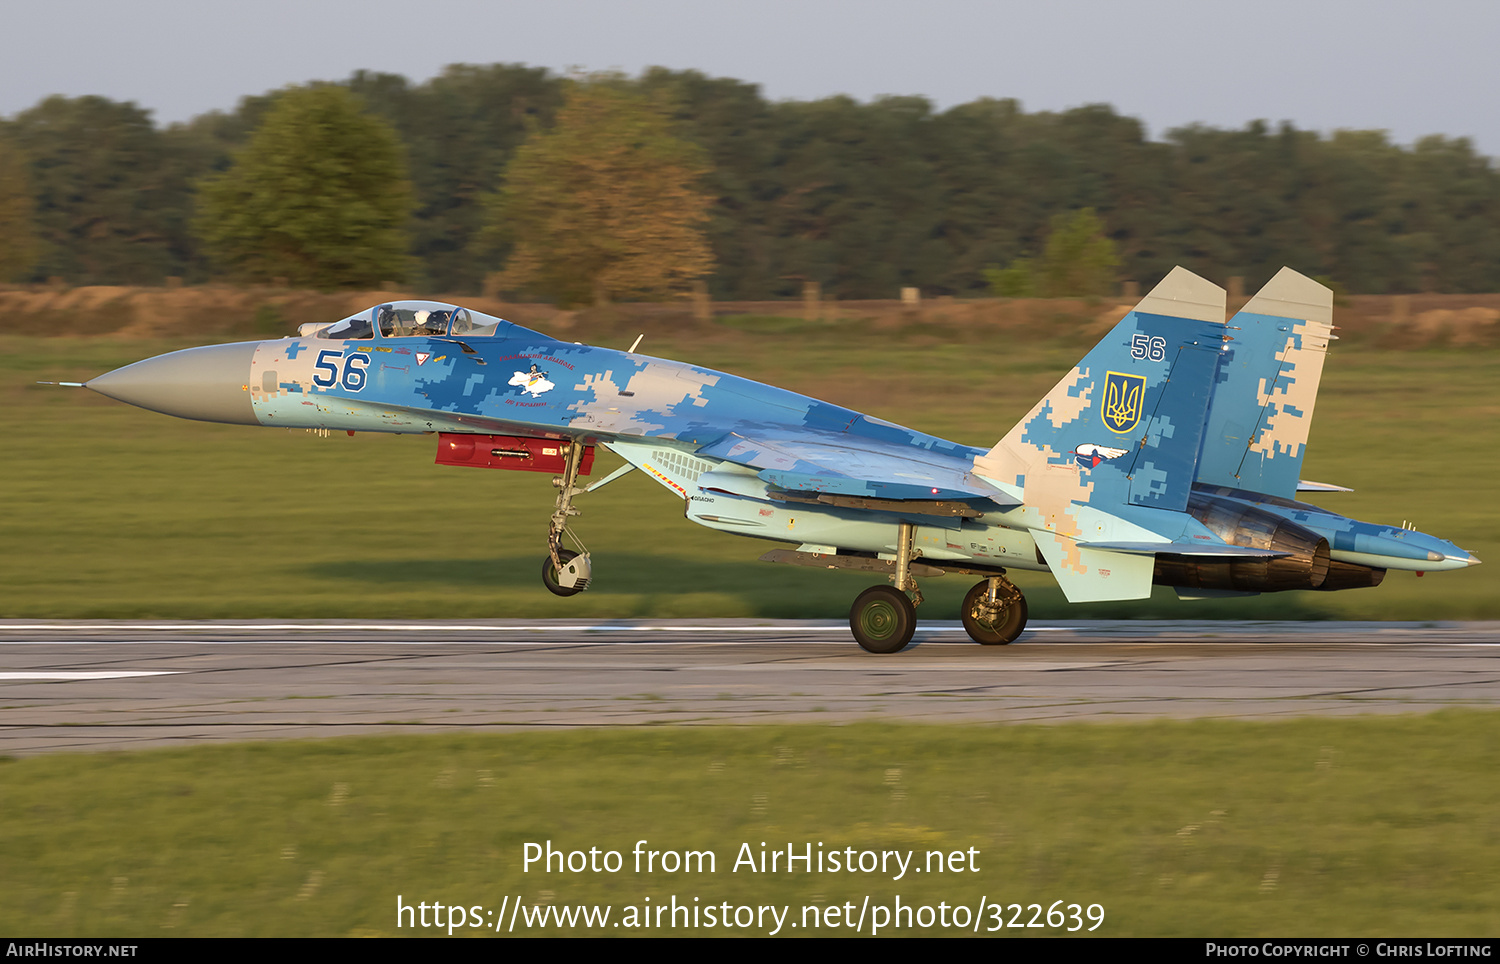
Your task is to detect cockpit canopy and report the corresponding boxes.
[378,304,453,337]
[300,300,530,340]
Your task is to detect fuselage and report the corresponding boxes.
[84,305,1478,589]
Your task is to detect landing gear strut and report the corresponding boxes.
[542,441,592,596]
[850,522,922,654]
[961,575,1027,644]
[765,525,1027,652]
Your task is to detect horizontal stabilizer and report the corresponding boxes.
[1174,587,1261,600]
[1296,479,1353,493]
[1078,541,1290,558]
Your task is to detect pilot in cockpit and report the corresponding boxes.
[412,310,448,336]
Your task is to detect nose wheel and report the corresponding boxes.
[542,547,591,596]
[962,576,1027,644]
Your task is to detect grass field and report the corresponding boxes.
[3,716,1498,937]
[2,318,1494,620]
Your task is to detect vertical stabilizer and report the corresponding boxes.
[973,268,1225,599]
[975,266,1226,513]
[1196,268,1334,499]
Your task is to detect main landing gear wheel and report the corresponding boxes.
[961,579,1028,645]
[850,585,917,654]
[542,549,588,597]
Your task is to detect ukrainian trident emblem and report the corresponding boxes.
[1101,371,1146,434]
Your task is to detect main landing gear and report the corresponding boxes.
[542,441,592,596]
[850,522,922,653]
[847,521,1028,653]
[850,585,917,654]
[961,576,1027,645]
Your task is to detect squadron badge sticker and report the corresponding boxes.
[509,363,555,398]
[1101,371,1146,434]
[1074,443,1129,468]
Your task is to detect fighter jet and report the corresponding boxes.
[73,268,1479,652]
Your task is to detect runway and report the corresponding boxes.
[3,619,1499,755]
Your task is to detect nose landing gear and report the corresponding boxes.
[542,441,592,596]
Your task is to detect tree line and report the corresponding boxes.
[2,64,1499,298]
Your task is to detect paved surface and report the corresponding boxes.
[3,619,1499,755]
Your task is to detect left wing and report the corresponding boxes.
[696,426,1020,506]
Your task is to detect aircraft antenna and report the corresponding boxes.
[627,334,644,354]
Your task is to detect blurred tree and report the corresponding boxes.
[0,137,40,282]
[1036,207,1121,297]
[348,64,563,292]
[7,96,195,284]
[987,208,1119,298]
[636,68,779,300]
[8,67,1500,296]
[1396,135,1500,293]
[983,260,1036,298]
[483,79,714,306]
[195,85,412,289]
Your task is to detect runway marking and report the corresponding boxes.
[0,623,850,632]
[759,660,1112,672]
[0,622,1070,634]
[0,637,1490,649]
[0,671,179,680]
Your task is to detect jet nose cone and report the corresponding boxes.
[86,342,259,426]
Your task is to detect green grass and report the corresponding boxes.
[3,716,1498,936]
[715,312,828,333]
[2,332,1495,619]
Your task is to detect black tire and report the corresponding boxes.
[961,580,1028,645]
[542,549,583,597]
[850,585,916,654]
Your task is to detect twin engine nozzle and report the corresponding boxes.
[1155,493,1334,593]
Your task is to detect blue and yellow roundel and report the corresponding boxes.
[1101,371,1146,434]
